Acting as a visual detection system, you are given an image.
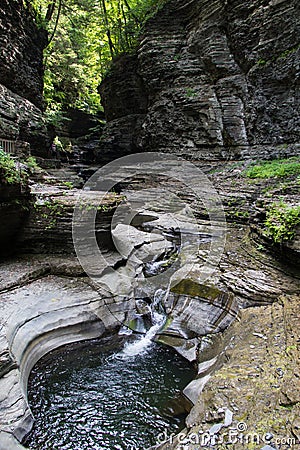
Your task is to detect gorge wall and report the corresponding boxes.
[99,0,300,162]
[0,0,48,154]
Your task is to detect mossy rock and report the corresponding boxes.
[171,279,222,300]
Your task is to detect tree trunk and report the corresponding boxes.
[101,0,115,58]
[45,0,57,22]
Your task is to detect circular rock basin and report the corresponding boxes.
[24,335,196,450]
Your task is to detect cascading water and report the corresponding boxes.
[120,315,165,357]
[121,286,169,357]
[144,259,169,276]
[24,259,197,450]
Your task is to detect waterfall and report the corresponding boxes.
[121,317,164,357]
[144,259,168,276]
[120,285,170,357]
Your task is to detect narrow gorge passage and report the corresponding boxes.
[0,0,299,449]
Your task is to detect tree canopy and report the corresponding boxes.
[23,0,164,120]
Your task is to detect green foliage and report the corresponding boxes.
[23,0,50,29]
[62,181,74,189]
[278,44,300,59]
[245,157,300,179]
[0,150,26,185]
[43,102,70,128]
[24,0,166,117]
[255,44,300,68]
[265,200,300,244]
[34,199,65,230]
[0,148,43,184]
[257,58,267,66]
[232,210,250,219]
[25,156,40,172]
[53,136,64,151]
[186,88,197,98]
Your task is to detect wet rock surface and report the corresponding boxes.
[16,184,123,254]
[114,161,299,449]
[1,157,299,449]
[0,0,299,447]
[0,274,108,444]
[0,222,173,448]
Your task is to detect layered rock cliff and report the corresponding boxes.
[99,0,300,161]
[0,0,48,154]
[0,184,30,257]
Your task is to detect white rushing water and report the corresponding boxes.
[121,285,170,357]
[144,259,169,276]
[121,315,165,357]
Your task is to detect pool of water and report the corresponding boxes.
[24,335,196,450]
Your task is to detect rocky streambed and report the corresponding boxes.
[0,159,299,450]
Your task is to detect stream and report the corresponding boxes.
[23,214,210,450]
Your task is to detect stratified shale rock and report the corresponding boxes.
[0,223,175,449]
[0,0,48,154]
[98,55,148,163]
[0,184,30,257]
[156,294,300,450]
[0,85,48,154]
[0,0,46,109]
[98,0,300,162]
[17,187,123,254]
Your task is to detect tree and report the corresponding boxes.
[24,0,165,116]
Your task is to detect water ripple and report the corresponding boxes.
[24,337,196,450]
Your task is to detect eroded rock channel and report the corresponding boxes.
[0,0,299,448]
[0,174,233,449]
[0,159,299,450]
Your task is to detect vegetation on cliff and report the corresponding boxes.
[0,150,25,184]
[0,149,39,185]
[243,157,300,245]
[23,0,165,119]
[246,157,300,179]
[265,201,300,244]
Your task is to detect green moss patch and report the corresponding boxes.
[171,279,221,300]
[246,157,300,179]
